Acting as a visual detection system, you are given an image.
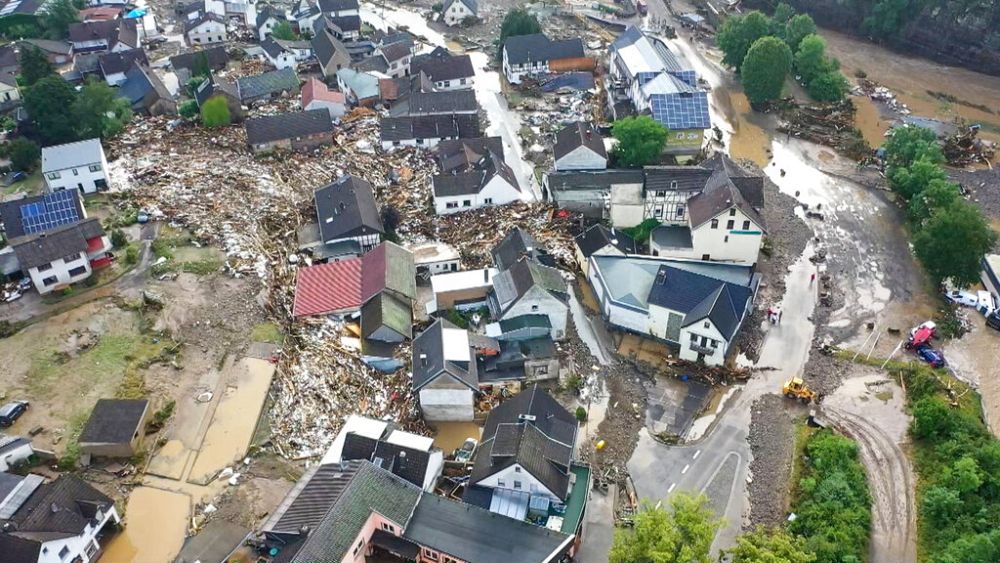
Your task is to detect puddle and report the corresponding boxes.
[431,421,482,453]
[102,487,190,563]
[577,379,609,449]
[825,373,909,443]
[685,386,737,441]
[188,358,276,484]
[852,95,890,149]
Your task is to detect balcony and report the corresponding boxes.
[688,343,715,356]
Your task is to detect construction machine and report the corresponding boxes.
[782,377,818,404]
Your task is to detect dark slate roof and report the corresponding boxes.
[237,67,299,101]
[68,20,117,43]
[98,48,148,76]
[491,227,554,271]
[650,225,693,249]
[646,264,754,340]
[0,531,41,561]
[574,224,636,257]
[0,188,85,239]
[340,431,430,489]
[411,319,478,392]
[371,529,420,559]
[687,168,765,231]
[491,257,568,316]
[442,0,477,15]
[354,53,388,74]
[380,41,410,63]
[119,63,172,108]
[266,461,362,534]
[184,12,225,33]
[245,109,333,145]
[410,52,474,83]
[0,44,17,71]
[117,17,138,49]
[256,5,285,28]
[10,219,103,270]
[643,165,714,193]
[194,74,238,106]
[78,399,149,445]
[380,114,480,142]
[4,475,113,536]
[391,89,477,117]
[435,137,504,173]
[317,0,359,12]
[553,121,606,163]
[261,38,287,59]
[701,153,765,210]
[432,151,518,197]
[405,492,571,563]
[290,462,421,562]
[313,175,383,242]
[328,15,361,33]
[470,386,577,500]
[503,33,584,65]
[312,28,348,67]
[545,169,644,192]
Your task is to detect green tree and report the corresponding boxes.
[863,0,909,38]
[807,71,849,102]
[271,20,298,40]
[908,178,960,226]
[7,137,39,171]
[200,96,231,128]
[110,229,128,249]
[741,37,792,106]
[726,527,816,563]
[609,493,721,563]
[794,34,833,84]
[72,79,132,139]
[923,485,962,525]
[946,457,983,495]
[19,44,53,86]
[498,9,541,58]
[40,0,78,39]
[186,75,207,97]
[913,397,956,439]
[24,75,77,143]
[611,115,667,168]
[771,2,795,31]
[178,100,199,119]
[717,11,772,68]
[888,156,948,200]
[783,13,817,51]
[913,200,998,285]
[882,124,944,169]
[191,51,212,79]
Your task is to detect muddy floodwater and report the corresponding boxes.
[432,421,482,453]
[102,487,190,563]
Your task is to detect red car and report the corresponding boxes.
[906,325,934,350]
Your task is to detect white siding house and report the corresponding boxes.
[36,505,121,563]
[186,14,228,46]
[441,0,476,26]
[41,139,110,194]
[433,169,521,215]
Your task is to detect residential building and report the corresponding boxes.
[491,227,556,271]
[68,19,138,53]
[244,109,334,153]
[488,256,569,340]
[544,169,645,220]
[261,38,312,70]
[255,6,285,41]
[573,224,637,275]
[9,218,111,294]
[301,76,346,119]
[501,33,588,85]
[119,63,177,116]
[237,67,300,104]
[426,267,497,313]
[389,89,478,117]
[378,41,411,78]
[169,46,229,82]
[432,150,521,214]
[434,136,504,173]
[379,113,481,150]
[98,48,149,86]
[313,27,351,80]
[310,175,383,259]
[0,435,33,472]
[322,415,444,492]
[441,0,476,26]
[0,44,18,75]
[317,13,361,41]
[553,121,607,171]
[255,460,573,563]
[409,48,475,90]
[185,13,227,46]
[318,0,359,18]
[19,39,72,65]
[411,318,490,421]
[0,474,122,563]
[405,240,460,277]
[78,399,151,459]
[588,255,759,365]
[0,72,20,112]
[463,385,590,552]
[335,67,381,106]
[485,314,553,341]
[41,139,109,194]
[194,74,243,121]
[289,0,322,35]
[607,26,710,154]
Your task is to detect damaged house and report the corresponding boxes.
[245,109,334,154]
[432,149,521,215]
[409,48,475,90]
[488,256,569,341]
[501,33,590,85]
[119,62,177,116]
[298,175,384,261]
[237,67,300,105]
[380,113,481,150]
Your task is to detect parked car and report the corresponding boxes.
[907,323,936,349]
[909,321,937,339]
[454,438,478,463]
[915,346,946,369]
[945,290,979,308]
[0,400,29,427]
[987,310,1000,332]
[977,290,997,316]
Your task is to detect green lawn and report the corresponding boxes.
[3,170,43,196]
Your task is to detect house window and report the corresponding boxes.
[670,180,678,189]
[392,140,400,146]
[514,466,521,473]
[729,208,736,216]
[42,276,57,286]
[443,557,460,563]
[704,321,710,328]
[443,80,450,87]
[513,480,522,489]
[423,549,440,562]
[484,197,493,204]
[446,202,458,209]
[724,236,729,243]
[352,539,364,556]
[72,168,79,176]
[710,219,718,229]
[711,340,719,348]
[702,254,710,260]
[497,479,505,487]
[63,252,81,263]
[85,542,98,558]
[68,265,87,277]
[460,78,466,84]
[462,200,471,207]
[58,546,70,560]
[531,304,539,311]
[655,190,666,197]
[47,172,61,180]
[676,205,685,218]
[416,138,424,145]
[654,206,663,219]
[742,220,751,230]
[690,333,698,342]
[89,164,102,172]
[38,262,53,272]
[726,220,734,229]
[381,522,395,533]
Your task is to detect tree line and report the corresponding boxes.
[717,4,850,106]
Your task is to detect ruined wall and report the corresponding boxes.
[742,0,1000,76]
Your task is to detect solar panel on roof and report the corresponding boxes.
[19,190,81,235]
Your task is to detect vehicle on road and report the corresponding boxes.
[915,346,946,368]
[782,377,818,404]
[0,400,29,427]
[454,438,478,463]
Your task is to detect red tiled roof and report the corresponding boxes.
[361,243,387,302]
[302,77,345,108]
[86,236,105,254]
[293,258,364,317]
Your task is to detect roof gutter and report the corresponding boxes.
[543,533,577,562]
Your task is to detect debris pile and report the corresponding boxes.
[746,394,796,528]
[942,125,996,166]
[777,100,871,161]
[854,78,911,115]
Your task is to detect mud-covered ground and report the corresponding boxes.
[746,394,799,527]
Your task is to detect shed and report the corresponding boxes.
[78,399,151,458]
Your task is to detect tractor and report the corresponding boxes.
[782,377,818,404]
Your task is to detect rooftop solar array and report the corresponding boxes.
[650,91,711,130]
[20,190,81,235]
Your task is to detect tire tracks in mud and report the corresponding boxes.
[823,407,917,563]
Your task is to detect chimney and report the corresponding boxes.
[484,268,489,283]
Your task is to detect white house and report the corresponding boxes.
[0,435,33,471]
[406,240,461,277]
[588,255,759,366]
[432,151,521,215]
[380,113,480,150]
[301,77,346,119]
[0,73,20,111]
[10,218,112,295]
[488,257,569,340]
[41,138,110,194]
[441,0,477,26]
[185,13,228,46]
[553,121,607,172]
[426,267,497,314]
[260,38,311,69]
[501,33,585,85]
[0,474,122,562]
[255,7,284,41]
[318,0,359,17]
[410,49,475,91]
[412,319,480,421]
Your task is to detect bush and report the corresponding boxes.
[110,229,128,249]
[178,100,199,119]
[125,245,139,265]
[807,71,849,102]
[7,137,39,171]
[575,406,587,422]
[201,96,231,128]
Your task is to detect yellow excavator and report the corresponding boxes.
[782,377,819,404]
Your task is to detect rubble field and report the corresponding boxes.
[746,394,799,528]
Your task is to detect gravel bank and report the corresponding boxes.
[746,394,798,528]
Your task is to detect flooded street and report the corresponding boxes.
[103,487,191,563]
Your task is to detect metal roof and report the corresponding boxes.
[41,138,104,173]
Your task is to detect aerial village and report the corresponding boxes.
[0,0,998,560]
